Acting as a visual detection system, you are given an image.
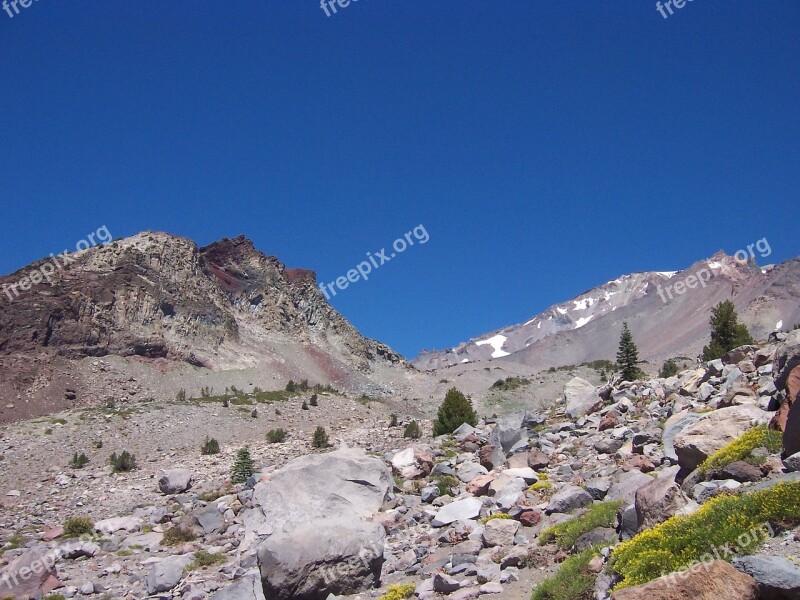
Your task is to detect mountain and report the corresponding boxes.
[414,252,800,371]
[0,232,406,422]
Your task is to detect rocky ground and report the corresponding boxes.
[2,331,800,599]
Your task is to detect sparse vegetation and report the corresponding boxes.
[312,426,330,448]
[161,525,197,546]
[531,546,600,600]
[231,447,255,483]
[309,394,318,407]
[481,513,512,524]
[611,481,800,589]
[109,450,137,473]
[63,516,94,538]
[434,474,460,496]
[175,389,186,402]
[389,413,399,427]
[201,436,220,455]
[285,380,296,392]
[267,428,288,443]
[379,583,416,600]
[301,400,309,410]
[433,387,478,436]
[69,452,89,469]
[539,501,621,549]
[697,425,781,474]
[188,549,227,570]
[491,376,531,391]
[403,420,422,439]
[702,300,755,361]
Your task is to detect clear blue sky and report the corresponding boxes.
[1,2,798,359]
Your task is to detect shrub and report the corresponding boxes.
[43,594,66,600]
[285,380,296,392]
[231,447,255,483]
[109,450,137,472]
[298,379,310,391]
[379,583,416,600]
[539,501,621,548]
[201,437,220,455]
[659,359,679,378]
[389,413,399,427]
[188,549,227,570]
[403,420,422,439]
[481,513,512,524]
[309,394,318,407]
[531,546,600,600]
[161,525,196,546]
[92,440,103,449]
[69,452,89,469]
[312,426,330,448]
[702,300,754,361]
[490,376,531,391]
[175,389,186,402]
[698,425,781,474]
[301,401,309,410]
[434,475,460,496]
[267,428,287,443]
[63,516,94,538]
[433,388,478,436]
[611,481,800,589]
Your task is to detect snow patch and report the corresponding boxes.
[460,358,470,364]
[573,298,595,311]
[556,307,568,315]
[708,261,723,269]
[476,334,510,358]
[575,316,594,329]
[776,320,784,330]
[657,271,678,278]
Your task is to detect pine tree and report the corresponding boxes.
[433,387,478,436]
[702,300,754,361]
[312,426,330,448]
[231,447,255,483]
[659,359,679,378]
[616,322,643,382]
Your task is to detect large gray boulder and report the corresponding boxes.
[606,470,653,505]
[733,555,800,599]
[258,519,385,600]
[661,410,703,463]
[673,404,770,472]
[546,485,593,514]
[209,575,266,600]
[158,468,192,495]
[432,497,483,527]
[146,554,193,594]
[251,448,391,535]
[564,377,603,419]
[634,466,687,531]
[0,545,55,599]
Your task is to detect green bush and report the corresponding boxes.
[309,394,318,406]
[69,452,89,469]
[312,426,330,448]
[539,501,621,549]
[481,513,512,524]
[231,447,255,483]
[379,583,416,600]
[63,516,94,538]
[301,400,309,410]
[403,420,422,439]
[188,549,227,570]
[161,525,197,546]
[175,389,187,402]
[658,359,679,378]
[389,413,399,427]
[201,437,220,455]
[285,380,296,392]
[267,428,288,443]
[109,450,137,472]
[531,546,600,600]
[434,475,460,496]
[433,388,478,436]
[698,425,781,474]
[611,481,800,589]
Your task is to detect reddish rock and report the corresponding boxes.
[598,414,618,431]
[41,526,64,542]
[625,455,655,473]
[467,473,495,496]
[517,509,543,527]
[611,560,758,599]
[479,445,499,470]
[527,449,550,470]
[771,365,800,456]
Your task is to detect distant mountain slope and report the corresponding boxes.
[414,253,800,371]
[0,232,405,421]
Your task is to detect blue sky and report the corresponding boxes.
[1,1,798,358]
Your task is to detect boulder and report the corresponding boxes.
[634,466,687,531]
[564,377,603,419]
[733,555,800,599]
[146,554,194,594]
[209,575,267,600]
[0,546,58,599]
[673,405,770,472]
[713,461,763,483]
[527,449,550,470]
[158,468,192,495]
[251,448,391,535]
[545,485,592,514]
[432,497,483,527]
[606,470,653,505]
[258,519,385,600]
[482,518,520,547]
[479,445,504,470]
[661,410,704,463]
[611,560,759,599]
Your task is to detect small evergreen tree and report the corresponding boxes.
[231,447,255,483]
[309,394,318,407]
[312,426,330,448]
[659,359,679,378]
[109,450,137,473]
[404,420,422,439]
[201,436,220,455]
[702,300,755,361]
[433,388,478,436]
[616,322,644,382]
[285,380,296,392]
[69,452,89,469]
[301,400,309,410]
[389,413,399,427]
[267,428,288,443]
